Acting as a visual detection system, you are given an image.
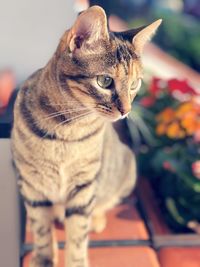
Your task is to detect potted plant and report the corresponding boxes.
[128,77,200,237]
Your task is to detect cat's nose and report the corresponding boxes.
[120,112,130,119]
[118,105,131,116]
[115,98,131,116]
[120,109,130,116]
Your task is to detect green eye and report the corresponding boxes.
[97,75,113,89]
[131,79,142,91]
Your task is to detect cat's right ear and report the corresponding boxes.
[132,19,162,55]
[58,6,109,54]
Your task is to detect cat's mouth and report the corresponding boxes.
[95,105,127,121]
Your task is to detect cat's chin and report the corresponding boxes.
[108,114,129,122]
[112,115,128,122]
[97,112,126,122]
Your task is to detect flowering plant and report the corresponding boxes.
[129,77,200,232]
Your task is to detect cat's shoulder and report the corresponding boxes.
[22,68,43,90]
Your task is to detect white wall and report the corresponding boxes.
[0,0,77,85]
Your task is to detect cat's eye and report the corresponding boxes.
[97,75,113,89]
[131,79,142,91]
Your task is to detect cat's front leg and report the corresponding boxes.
[65,183,96,267]
[26,203,57,267]
[21,186,57,267]
[19,178,57,267]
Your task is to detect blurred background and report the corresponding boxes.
[1,0,200,85]
[1,0,200,237]
[90,0,200,72]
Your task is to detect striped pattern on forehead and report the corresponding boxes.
[71,52,117,73]
[112,35,137,75]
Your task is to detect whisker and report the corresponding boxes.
[47,111,93,137]
[46,101,95,106]
[59,111,93,126]
[42,102,113,121]
[43,107,93,120]
[20,111,93,145]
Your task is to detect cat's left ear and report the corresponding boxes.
[132,19,162,55]
[67,6,109,53]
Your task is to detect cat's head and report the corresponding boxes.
[55,6,161,121]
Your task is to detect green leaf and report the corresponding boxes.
[165,198,186,225]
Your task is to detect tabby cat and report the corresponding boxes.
[11,6,161,267]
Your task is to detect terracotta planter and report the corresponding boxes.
[137,177,200,249]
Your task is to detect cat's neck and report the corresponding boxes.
[39,57,84,110]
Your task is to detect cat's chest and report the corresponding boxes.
[51,121,105,161]
[45,138,103,202]
[51,138,100,162]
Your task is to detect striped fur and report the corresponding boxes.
[11,6,161,267]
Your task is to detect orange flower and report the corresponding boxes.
[155,98,200,139]
[181,112,197,135]
[166,121,185,139]
[175,102,193,119]
[156,108,175,123]
[156,123,167,136]
[197,120,200,130]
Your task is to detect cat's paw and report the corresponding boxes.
[30,255,53,267]
[91,213,107,233]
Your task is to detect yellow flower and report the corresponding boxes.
[156,108,175,123]
[155,99,200,139]
[177,130,186,138]
[166,122,185,139]
[156,123,167,136]
[175,102,193,119]
[181,112,197,135]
